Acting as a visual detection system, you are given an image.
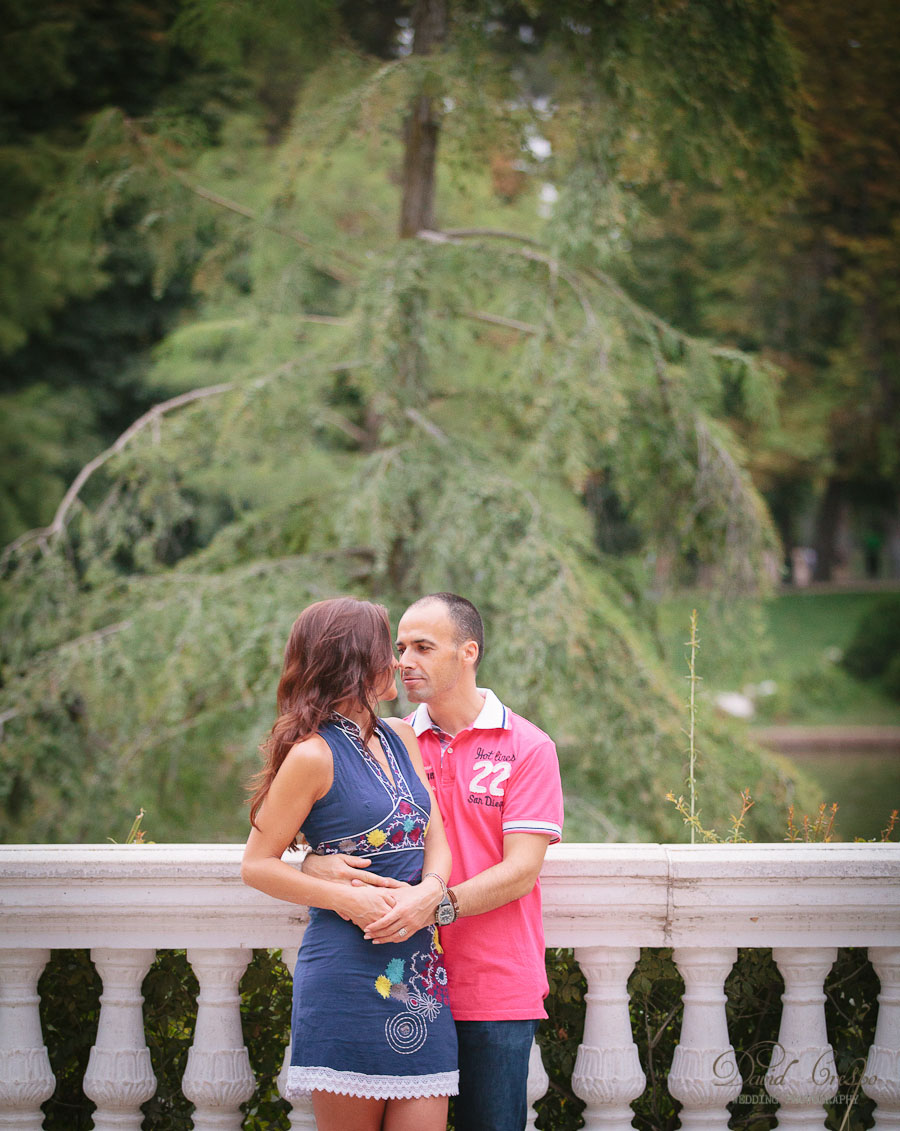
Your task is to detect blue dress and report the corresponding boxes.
[285,715,459,1100]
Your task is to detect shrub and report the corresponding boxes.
[36,943,881,1131]
[842,596,900,691]
[535,946,878,1131]
[884,652,900,703]
[40,949,289,1131]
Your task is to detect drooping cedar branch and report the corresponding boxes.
[0,380,237,568]
[422,227,770,366]
[418,228,597,329]
[1,361,364,568]
[123,118,361,285]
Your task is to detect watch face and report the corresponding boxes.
[436,900,456,925]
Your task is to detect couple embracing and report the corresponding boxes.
[242,593,564,1131]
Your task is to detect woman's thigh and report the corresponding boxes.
[383,1094,449,1131]
[311,1091,448,1131]
[311,1090,385,1131]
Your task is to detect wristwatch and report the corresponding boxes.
[434,888,459,926]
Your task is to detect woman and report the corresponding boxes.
[242,597,457,1131]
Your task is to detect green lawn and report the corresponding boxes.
[763,590,892,667]
[656,588,900,726]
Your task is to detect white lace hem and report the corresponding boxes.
[285,1065,459,1099]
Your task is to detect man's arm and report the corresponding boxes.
[302,852,401,887]
[452,832,551,918]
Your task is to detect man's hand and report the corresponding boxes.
[301,852,404,920]
[302,852,404,886]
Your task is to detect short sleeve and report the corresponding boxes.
[501,738,564,843]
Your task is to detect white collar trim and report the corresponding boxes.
[410,687,510,736]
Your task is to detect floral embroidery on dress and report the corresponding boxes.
[374,937,451,1055]
[330,714,416,804]
[314,797,429,858]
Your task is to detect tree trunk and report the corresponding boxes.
[812,477,847,582]
[398,0,447,238]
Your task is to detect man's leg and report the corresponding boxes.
[454,1019,539,1131]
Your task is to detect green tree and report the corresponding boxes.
[617,0,900,579]
[0,1,819,844]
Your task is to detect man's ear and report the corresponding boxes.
[460,639,480,667]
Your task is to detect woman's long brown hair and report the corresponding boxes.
[248,597,395,846]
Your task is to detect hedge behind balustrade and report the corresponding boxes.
[38,946,878,1131]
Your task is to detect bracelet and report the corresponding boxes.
[422,871,448,901]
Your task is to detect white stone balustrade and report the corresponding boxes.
[668,947,742,1131]
[82,947,157,1130]
[866,948,900,1131]
[182,949,256,1130]
[765,948,838,1131]
[0,842,898,1131]
[275,946,315,1130]
[571,945,645,1130]
[0,949,55,1130]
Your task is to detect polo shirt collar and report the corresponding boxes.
[409,687,511,736]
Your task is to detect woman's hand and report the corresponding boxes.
[362,875,444,944]
[302,852,404,919]
[338,884,399,931]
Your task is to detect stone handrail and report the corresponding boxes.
[1,841,899,1129]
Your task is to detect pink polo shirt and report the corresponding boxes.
[408,689,563,1020]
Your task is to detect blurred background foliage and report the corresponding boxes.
[1,0,898,845]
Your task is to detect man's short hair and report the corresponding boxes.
[413,592,484,669]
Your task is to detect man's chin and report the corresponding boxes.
[402,684,427,703]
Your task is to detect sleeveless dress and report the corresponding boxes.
[285,715,459,1100]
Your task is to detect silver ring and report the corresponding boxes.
[397,927,407,938]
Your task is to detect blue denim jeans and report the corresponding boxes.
[453,1019,540,1131]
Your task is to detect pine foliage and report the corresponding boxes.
[0,7,819,843]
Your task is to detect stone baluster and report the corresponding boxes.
[0,949,56,1130]
[865,947,900,1131]
[182,949,255,1131]
[82,948,157,1130]
[276,947,315,1131]
[765,947,838,1131]
[668,947,742,1131]
[526,1035,549,1130]
[571,946,645,1131]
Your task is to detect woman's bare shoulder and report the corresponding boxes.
[382,718,423,766]
[382,717,415,740]
[280,733,333,776]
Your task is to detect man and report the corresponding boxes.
[393,593,564,1131]
[305,593,563,1131]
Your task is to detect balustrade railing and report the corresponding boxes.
[1,842,899,1130]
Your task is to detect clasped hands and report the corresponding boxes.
[302,852,442,944]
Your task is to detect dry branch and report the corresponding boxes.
[461,309,539,336]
